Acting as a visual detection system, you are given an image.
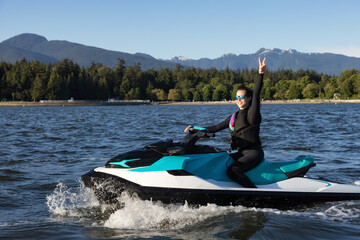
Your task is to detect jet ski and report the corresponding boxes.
[82,128,360,208]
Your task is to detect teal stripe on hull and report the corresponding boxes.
[109,158,141,168]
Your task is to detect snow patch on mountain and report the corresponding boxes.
[170,56,192,61]
[256,48,298,55]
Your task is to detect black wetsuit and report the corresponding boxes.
[205,74,264,188]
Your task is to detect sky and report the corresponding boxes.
[1,0,360,60]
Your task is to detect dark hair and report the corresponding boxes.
[237,85,253,97]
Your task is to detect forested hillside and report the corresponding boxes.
[0,59,359,101]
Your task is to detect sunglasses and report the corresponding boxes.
[235,95,245,100]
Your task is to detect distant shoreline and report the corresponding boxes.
[156,99,360,105]
[1,99,359,107]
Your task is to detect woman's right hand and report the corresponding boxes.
[259,57,266,74]
[184,125,192,132]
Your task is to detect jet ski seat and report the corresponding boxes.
[244,155,316,185]
[183,154,316,185]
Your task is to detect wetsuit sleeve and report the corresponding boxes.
[248,74,263,125]
[204,116,230,133]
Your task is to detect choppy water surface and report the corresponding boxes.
[0,104,359,239]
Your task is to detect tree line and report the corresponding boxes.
[0,59,359,102]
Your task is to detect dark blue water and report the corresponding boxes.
[1,104,359,239]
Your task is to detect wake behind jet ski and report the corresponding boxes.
[81,128,360,208]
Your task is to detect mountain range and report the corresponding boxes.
[1,33,360,75]
[0,33,176,70]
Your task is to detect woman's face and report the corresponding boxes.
[236,89,250,110]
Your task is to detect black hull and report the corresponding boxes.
[82,170,360,209]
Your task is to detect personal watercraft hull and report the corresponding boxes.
[82,138,360,208]
[82,168,360,208]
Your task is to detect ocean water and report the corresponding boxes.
[0,104,359,239]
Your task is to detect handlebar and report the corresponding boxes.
[182,127,215,146]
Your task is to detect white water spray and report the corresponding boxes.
[46,181,360,230]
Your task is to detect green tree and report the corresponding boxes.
[97,77,109,99]
[273,80,290,99]
[302,83,319,99]
[337,69,357,85]
[157,68,173,91]
[212,84,228,101]
[286,80,302,99]
[261,78,273,100]
[30,74,46,101]
[190,88,201,101]
[125,88,135,100]
[151,88,167,101]
[113,58,125,97]
[318,75,330,98]
[120,78,131,99]
[47,69,67,100]
[210,77,221,88]
[146,80,155,99]
[168,89,181,101]
[351,74,360,98]
[298,76,311,90]
[201,84,213,101]
[181,88,192,101]
[97,66,112,98]
[78,68,94,99]
[335,69,357,99]
[177,78,195,90]
[0,62,11,99]
[338,78,354,99]
[323,82,337,99]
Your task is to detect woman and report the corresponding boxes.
[185,57,266,188]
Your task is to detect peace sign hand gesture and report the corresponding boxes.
[259,57,266,74]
